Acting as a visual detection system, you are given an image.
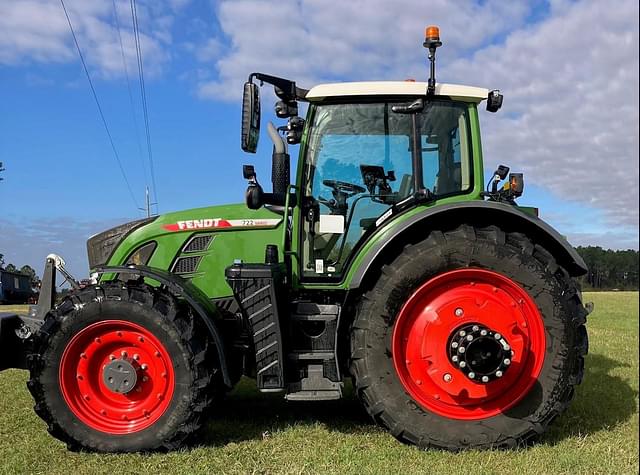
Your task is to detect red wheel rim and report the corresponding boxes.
[59,320,175,434]
[392,268,546,420]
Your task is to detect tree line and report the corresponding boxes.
[576,246,639,291]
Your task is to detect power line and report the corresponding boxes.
[59,0,139,209]
[111,0,148,189]
[130,0,159,211]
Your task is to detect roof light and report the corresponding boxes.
[425,26,440,42]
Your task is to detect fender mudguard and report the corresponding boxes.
[95,265,232,387]
[349,201,588,288]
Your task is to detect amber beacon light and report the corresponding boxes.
[423,25,442,95]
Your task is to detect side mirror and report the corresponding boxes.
[241,82,260,153]
[243,165,264,209]
[486,90,503,113]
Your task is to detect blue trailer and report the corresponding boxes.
[0,269,33,304]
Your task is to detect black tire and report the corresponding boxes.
[350,224,588,450]
[27,282,220,452]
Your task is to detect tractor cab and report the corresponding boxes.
[240,26,502,282]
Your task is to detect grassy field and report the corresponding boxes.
[0,292,638,474]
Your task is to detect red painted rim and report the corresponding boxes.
[392,268,546,420]
[59,320,175,434]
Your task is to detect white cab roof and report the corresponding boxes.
[306,81,489,102]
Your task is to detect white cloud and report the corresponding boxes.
[0,0,176,78]
[197,0,535,100]
[445,0,639,228]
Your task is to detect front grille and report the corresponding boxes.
[172,256,201,274]
[183,235,213,253]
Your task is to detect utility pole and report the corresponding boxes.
[138,186,157,217]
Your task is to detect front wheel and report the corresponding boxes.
[350,225,588,450]
[27,282,219,452]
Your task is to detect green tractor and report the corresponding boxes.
[0,27,590,452]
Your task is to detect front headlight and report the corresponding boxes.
[87,217,156,269]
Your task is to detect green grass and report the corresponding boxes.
[1,292,638,474]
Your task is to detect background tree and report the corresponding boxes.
[19,264,41,289]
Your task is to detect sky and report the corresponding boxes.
[0,0,638,279]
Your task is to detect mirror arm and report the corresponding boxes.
[248,72,308,101]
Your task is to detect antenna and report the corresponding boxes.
[138,186,157,217]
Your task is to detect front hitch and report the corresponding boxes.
[0,254,78,372]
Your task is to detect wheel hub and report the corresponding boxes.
[59,319,175,434]
[391,268,546,420]
[102,358,138,394]
[448,323,513,383]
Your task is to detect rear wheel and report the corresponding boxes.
[27,282,219,452]
[350,225,588,450]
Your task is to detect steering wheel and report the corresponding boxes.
[322,179,366,197]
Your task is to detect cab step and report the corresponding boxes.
[285,302,343,401]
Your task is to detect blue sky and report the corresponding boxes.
[0,0,638,278]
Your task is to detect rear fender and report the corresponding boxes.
[349,201,588,289]
[95,265,232,387]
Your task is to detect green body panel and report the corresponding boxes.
[105,203,284,299]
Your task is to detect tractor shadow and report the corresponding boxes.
[200,352,637,447]
[200,378,374,446]
[542,352,638,444]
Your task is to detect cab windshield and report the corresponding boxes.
[302,99,473,278]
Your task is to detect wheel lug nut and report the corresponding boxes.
[452,355,459,362]
[161,372,167,378]
[109,354,116,361]
[494,333,502,340]
[459,361,466,368]
[472,325,479,332]
[142,376,149,382]
[504,345,511,351]
[451,342,458,349]
[504,358,511,365]
[121,351,128,358]
[157,393,164,400]
[459,330,466,337]
[458,347,465,353]
[138,336,145,343]
[141,364,148,371]
[496,370,503,377]
[482,376,489,382]
[80,353,87,359]
[454,308,464,317]
[94,337,101,344]
[83,394,90,400]
[133,354,140,361]
[468,372,475,379]
[466,335,473,341]
[155,352,161,358]
[443,373,452,382]
[480,330,487,336]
